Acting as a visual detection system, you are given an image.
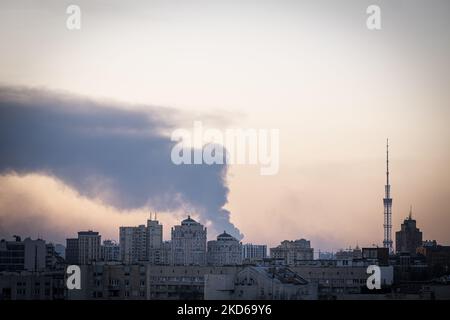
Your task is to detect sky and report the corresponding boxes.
[0,0,449,251]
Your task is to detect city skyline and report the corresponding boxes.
[2,199,445,257]
[1,0,450,252]
[0,123,448,252]
[1,0,450,306]
[0,138,448,251]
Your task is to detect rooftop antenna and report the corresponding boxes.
[409,205,413,220]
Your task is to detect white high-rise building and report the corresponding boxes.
[119,218,163,264]
[147,219,163,264]
[159,241,172,265]
[171,216,207,266]
[207,231,242,266]
[242,244,268,262]
[120,225,146,264]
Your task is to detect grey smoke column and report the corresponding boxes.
[0,87,243,240]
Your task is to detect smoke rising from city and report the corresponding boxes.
[0,87,242,240]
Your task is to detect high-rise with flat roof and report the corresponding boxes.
[120,225,147,263]
[1,236,56,271]
[65,238,79,264]
[270,239,314,265]
[119,218,163,264]
[78,231,101,265]
[147,219,163,264]
[242,244,267,262]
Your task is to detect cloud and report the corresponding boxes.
[0,172,182,244]
[0,86,242,240]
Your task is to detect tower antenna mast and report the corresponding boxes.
[383,139,393,254]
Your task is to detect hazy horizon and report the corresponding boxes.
[1,0,449,251]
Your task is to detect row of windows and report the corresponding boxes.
[92,290,146,298]
[150,276,203,282]
[16,281,51,287]
[124,290,146,297]
[307,271,361,276]
[107,279,146,286]
[15,288,52,296]
[317,279,366,285]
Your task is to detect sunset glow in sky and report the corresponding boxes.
[1,0,449,251]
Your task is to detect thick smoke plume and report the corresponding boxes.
[0,87,242,239]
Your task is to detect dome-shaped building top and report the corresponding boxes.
[181,215,198,226]
[217,231,236,241]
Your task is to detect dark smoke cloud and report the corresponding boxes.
[0,87,242,239]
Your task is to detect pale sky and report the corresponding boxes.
[0,0,449,251]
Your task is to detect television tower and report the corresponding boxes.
[383,139,393,254]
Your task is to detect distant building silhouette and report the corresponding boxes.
[395,208,423,255]
[416,242,450,277]
[270,239,313,265]
[65,231,101,265]
[335,246,362,260]
[65,238,79,264]
[1,236,61,271]
[362,247,389,265]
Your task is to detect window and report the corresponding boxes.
[109,279,120,286]
[16,288,25,295]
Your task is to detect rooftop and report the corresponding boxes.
[217,231,236,240]
[181,215,199,226]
